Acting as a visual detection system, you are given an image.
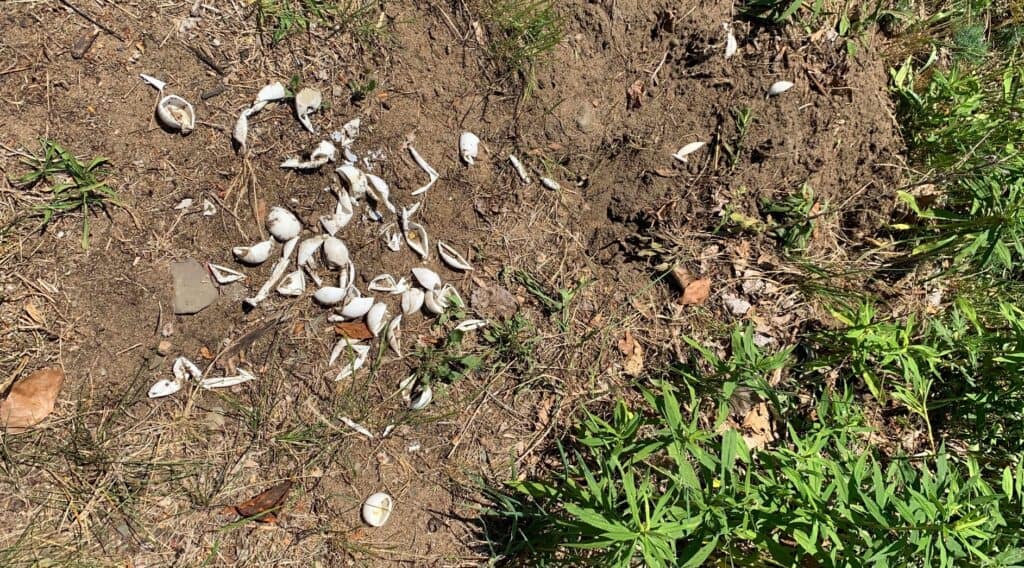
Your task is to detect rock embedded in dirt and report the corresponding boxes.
[171,259,218,315]
[471,285,519,320]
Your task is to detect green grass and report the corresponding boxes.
[255,0,386,46]
[480,0,564,98]
[512,270,589,333]
[13,139,120,249]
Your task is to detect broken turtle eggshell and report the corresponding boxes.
[673,141,706,163]
[322,236,350,269]
[156,95,196,135]
[454,319,488,332]
[148,379,182,399]
[366,174,396,214]
[208,263,245,285]
[340,296,374,319]
[540,177,561,191]
[724,24,738,59]
[233,239,274,265]
[366,302,389,337]
[400,376,433,410]
[294,87,322,133]
[336,165,369,201]
[401,288,425,315]
[411,267,441,291]
[256,82,286,105]
[232,108,253,148]
[277,270,306,297]
[437,242,473,271]
[404,222,429,259]
[314,286,347,306]
[768,81,794,96]
[459,131,480,165]
[361,492,393,527]
[297,235,325,267]
[334,342,370,381]
[267,206,302,242]
[386,314,402,355]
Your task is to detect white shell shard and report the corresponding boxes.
[148,379,181,399]
[340,296,374,319]
[267,206,302,241]
[383,224,402,251]
[459,131,480,165]
[244,257,290,308]
[366,302,389,337]
[297,236,325,267]
[411,267,442,291]
[423,289,446,315]
[336,165,369,201]
[314,286,347,306]
[294,87,322,133]
[362,492,393,527]
[200,368,256,389]
[340,415,374,438]
[401,288,425,315]
[673,141,706,163]
[408,145,439,196]
[333,117,361,146]
[329,337,362,366]
[281,140,336,170]
[173,356,203,382]
[454,319,488,332]
[404,222,429,259]
[508,155,531,184]
[540,177,561,191]
[202,199,216,216]
[366,174,397,214]
[725,25,738,59]
[320,189,355,235]
[233,239,274,265]
[437,242,473,271]
[368,274,410,294]
[768,81,795,96]
[282,236,299,260]
[277,270,306,296]
[256,82,287,104]
[139,73,167,92]
[322,236,350,269]
[340,261,357,291]
[335,344,371,381]
[386,315,402,355]
[174,198,193,210]
[232,107,252,148]
[156,95,196,134]
[209,263,245,285]
[400,376,433,410]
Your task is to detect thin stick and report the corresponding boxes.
[58,0,125,41]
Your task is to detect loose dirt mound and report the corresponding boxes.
[0,1,901,564]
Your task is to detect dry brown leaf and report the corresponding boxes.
[235,480,293,522]
[0,368,64,433]
[23,302,44,325]
[198,346,214,360]
[536,396,554,430]
[335,321,374,340]
[741,402,775,451]
[617,331,644,377]
[652,168,681,178]
[680,278,711,305]
[626,79,645,110]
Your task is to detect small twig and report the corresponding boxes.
[57,0,125,42]
[186,43,226,76]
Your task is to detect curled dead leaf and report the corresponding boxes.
[335,321,374,340]
[626,79,645,110]
[741,402,775,451]
[0,367,64,433]
[681,278,711,305]
[235,480,293,523]
[617,331,644,377]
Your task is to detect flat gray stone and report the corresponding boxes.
[171,260,218,315]
[471,285,519,321]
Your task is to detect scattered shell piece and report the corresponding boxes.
[768,81,794,96]
[282,236,299,260]
[277,270,306,296]
[267,206,302,241]
[408,145,439,196]
[335,344,371,381]
[437,242,473,271]
[404,222,429,259]
[368,274,410,294]
[314,286,348,306]
[156,95,196,134]
[454,319,488,332]
[382,224,402,252]
[209,263,245,285]
[411,267,442,290]
[139,73,166,91]
[320,189,355,235]
[232,108,252,148]
[244,257,290,308]
[340,415,374,438]
[201,368,256,389]
[332,117,361,146]
[723,294,752,315]
[400,376,433,410]
[366,174,397,214]
[724,24,738,59]
[329,337,362,366]
[201,199,216,216]
[673,141,706,163]
[402,288,425,315]
[297,236,325,267]
[366,302,389,337]
[323,236,350,269]
[174,198,194,210]
[295,87,322,133]
[508,155,531,184]
[148,379,182,399]
[252,82,287,112]
[281,140,336,170]
[340,296,375,319]
[386,315,402,355]
[540,177,561,191]
[361,492,393,526]
[336,165,369,201]
[233,239,274,265]
[459,131,480,165]
[173,356,202,381]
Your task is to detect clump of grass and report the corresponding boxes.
[13,139,119,249]
[481,0,564,98]
[512,270,589,333]
[255,0,386,45]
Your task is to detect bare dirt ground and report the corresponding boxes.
[0,0,902,565]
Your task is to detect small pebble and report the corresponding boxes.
[157,340,172,355]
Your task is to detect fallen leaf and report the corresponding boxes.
[681,278,711,305]
[335,321,374,340]
[670,266,693,290]
[0,368,64,433]
[198,346,214,360]
[741,402,775,451]
[617,331,644,376]
[23,302,44,325]
[626,79,645,110]
[235,481,293,522]
[536,396,554,430]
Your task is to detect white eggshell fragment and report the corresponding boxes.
[768,81,794,96]
[454,319,488,332]
[277,270,306,296]
[297,236,325,267]
[340,296,375,319]
[401,288,425,315]
[673,141,706,163]
[148,379,182,399]
[294,87,322,133]
[366,302,389,337]
[335,343,370,381]
[437,242,473,271]
[361,492,393,527]
[233,239,274,265]
[386,315,402,355]
[508,155,531,184]
[540,177,561,191]
[404,222,429,259]
[267,206,302,241]
[408,145,439,196]
[724,24,738,59]
[323,236,350,269]
[411,267,442,290]
[256,82,287,104]
[314,286,348,306]
[156,95,196,134]
[459,131,480,165]
[200,368,256,389]
[208,263,245,285]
